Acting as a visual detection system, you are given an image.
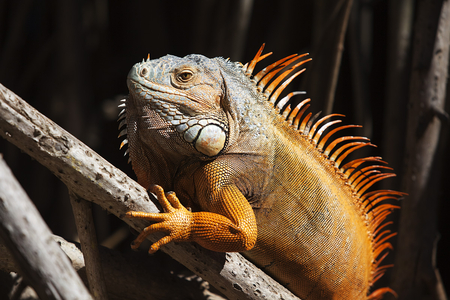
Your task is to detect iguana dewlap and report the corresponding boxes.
[119,45,403,299]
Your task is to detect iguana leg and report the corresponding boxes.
[125,184,257,254]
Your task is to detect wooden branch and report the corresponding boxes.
[324,0,353,115]
[0,83,299,300]
[390,0,449,299]
[382,0,414,187]
[347,1,373,138]
[69,193,108,300]
[230,0,254,61]
[0,156,92,300]
[1,235,224,300]
[306,0,354,114]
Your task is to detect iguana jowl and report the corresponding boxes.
[119,45,403,299]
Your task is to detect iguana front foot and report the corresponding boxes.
[126,184,257,253]
[125,185,193,254]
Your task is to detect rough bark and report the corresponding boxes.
[306,0,354,114]
[0,82,299,300]
[382,0,414,187]
[69,193,108,300]
[390,0,449,299]
[1,235,226,300]
[0,156,92,300]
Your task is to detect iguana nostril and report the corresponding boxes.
[140,67,149,77]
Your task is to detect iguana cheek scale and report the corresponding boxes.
[119,45,404,299]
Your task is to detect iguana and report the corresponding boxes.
[118,45,403,299]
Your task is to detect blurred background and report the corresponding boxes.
[0,1,448,299]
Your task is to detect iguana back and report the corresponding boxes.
[120,45,403,299]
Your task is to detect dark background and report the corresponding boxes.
[0,0,448,299]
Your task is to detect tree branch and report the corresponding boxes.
[0,156,92,300]
[0,83,299,300]
[69,193,108,300]
[306,0,354,114]
[1,235,225,300]
[390,0,449,299]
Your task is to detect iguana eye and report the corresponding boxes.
[177,70,194,82]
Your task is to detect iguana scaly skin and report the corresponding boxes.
[118,45,403,299]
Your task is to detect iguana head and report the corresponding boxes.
[120,45,311,187]
[124,46,312,158]
[127,54,242,158]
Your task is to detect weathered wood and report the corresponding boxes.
[390,0,449,299]
[306,0,354,114]
[69,193,108,300]
[0,83,299,300]
[382,0,414,186]
[1,235,224,300]
[0,156,92,300]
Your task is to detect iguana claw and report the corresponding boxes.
[125,185,193,254]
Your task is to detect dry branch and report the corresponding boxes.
[69,193,108,300]
[1,235,224,300]
[0,156,92,300]
[390,0,449,299]
[306,0,354,114]
[0,83,299,300]
[382,0,414,183]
